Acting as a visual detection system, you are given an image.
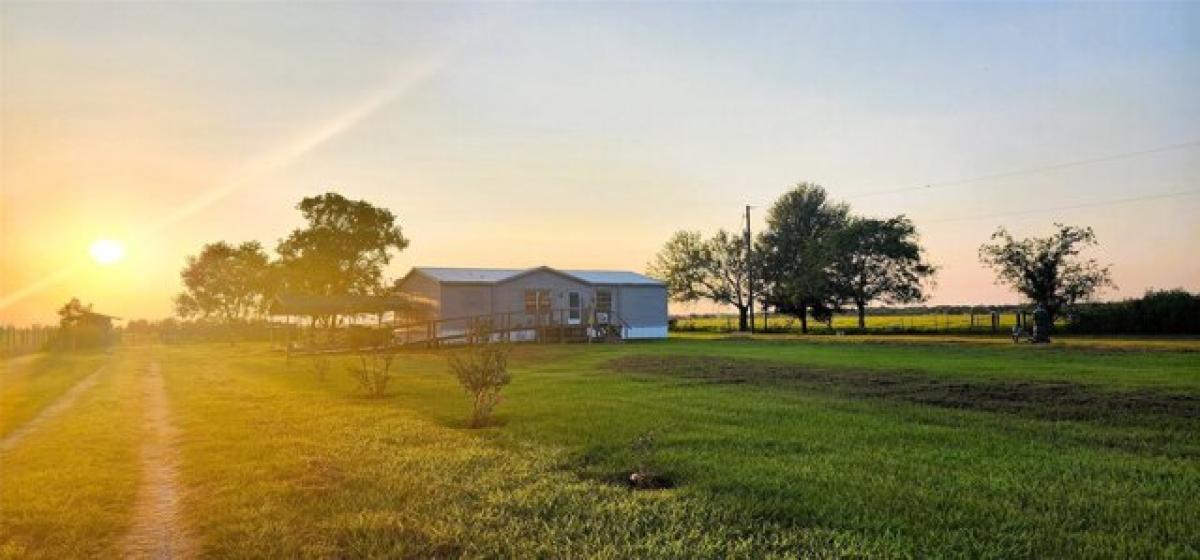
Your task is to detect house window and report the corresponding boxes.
[595,289,612,313]
[568,292,581,321]
[524,290,551,313]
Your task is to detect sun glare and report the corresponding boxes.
[89,239,125,265]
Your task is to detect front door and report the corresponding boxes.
[567,291,582,325]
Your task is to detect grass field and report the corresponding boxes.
[1,335,1197,558]
[0,351,106,438]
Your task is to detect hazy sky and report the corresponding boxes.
[2,2,1198,325]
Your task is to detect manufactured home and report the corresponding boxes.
[394,266,668,341]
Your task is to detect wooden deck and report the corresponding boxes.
[392,308,628,347]
[285,308,628,356]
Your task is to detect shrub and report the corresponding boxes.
[1066,289,1200,335]
[348,352,395,398]
[446,342,512,428]
[310,355,331,382]
[345,326,391,350]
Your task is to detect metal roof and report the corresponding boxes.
[413,268,526,283]
[411,266,664,286]
[564,270,664,286]
[269,293,434,316]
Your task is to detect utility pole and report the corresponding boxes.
[745,205,754,334]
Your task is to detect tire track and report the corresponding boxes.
[123,361,195,559]
[0,364,105,452]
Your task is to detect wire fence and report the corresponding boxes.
[671,311,1036,335]
[0,326,59,358]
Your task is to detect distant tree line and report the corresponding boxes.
[650,183,936,333]
[1065,289,1200,335]
[650,182,1143,334]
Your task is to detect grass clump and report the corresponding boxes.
[309,354,331,382]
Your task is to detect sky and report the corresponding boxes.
[2,2,1198,325]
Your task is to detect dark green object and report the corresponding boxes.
[1032,304,1052,343]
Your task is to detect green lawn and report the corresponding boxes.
[2,336,1197,558]
[0,351,107,438]
[0,351,144,559]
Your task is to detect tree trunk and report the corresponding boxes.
[737,306,749,332]
[857,301,866,329]
[799,311,809,334]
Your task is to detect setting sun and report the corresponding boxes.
[89,239,125,265]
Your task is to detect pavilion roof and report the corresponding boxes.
[269,293,432,316]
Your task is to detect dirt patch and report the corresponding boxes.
[607,355,1200,427]
[123,362,195,559]
[627,471,675,490]
[0,365,105,452]
[573,468,677,491]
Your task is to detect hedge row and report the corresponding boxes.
[1065,289,1200,335]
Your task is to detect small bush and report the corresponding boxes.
[310,355,331,382]
[348,352,395,398]
[446,341,512,428]
[628,430,671,490]
[345,326,392,350]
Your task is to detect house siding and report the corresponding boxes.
[615,284,669,338]
[492,270,593,316]
[394,267,668,340]
[440,285,494,319]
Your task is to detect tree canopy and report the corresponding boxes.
[649,229,758,331]
[978,223,1113,321]
[57,297,94,328]
[174,241,272,322]
[831,216,936,328]
[756,183,849,333]
[650,182,939,332]
[276,192,409,298]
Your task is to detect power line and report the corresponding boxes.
[844,139,1200,200]
[925,188,1200,224]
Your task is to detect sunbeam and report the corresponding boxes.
[1,45,460,313]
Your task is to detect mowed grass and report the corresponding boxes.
[162,346,849,557]
[0,351,107,437]
[0,350,145,559]
[157,336,1198,558]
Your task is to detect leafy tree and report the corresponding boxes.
[832,216,936,328]
[57,297,93,328]
[649,229,758,331]
[276,193,409,326]
[757,183,849,333]
[55,297,113,350]
[978,223,1113,322]
[174,241,272,323]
